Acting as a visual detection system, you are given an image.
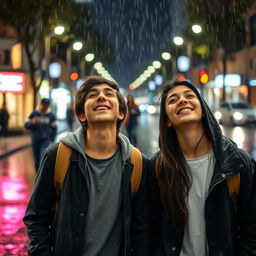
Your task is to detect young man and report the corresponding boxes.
[24,98,57,171]
[23,76,149,256]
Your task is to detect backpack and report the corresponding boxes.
[53,142,143,221]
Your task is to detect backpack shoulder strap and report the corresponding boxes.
[130,147,143,196]
[52,142,72,226]
[227,173,240,197]
[54,142,72,191]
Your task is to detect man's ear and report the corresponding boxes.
[78,113,86,122]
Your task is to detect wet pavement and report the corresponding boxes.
[0,120,71,256]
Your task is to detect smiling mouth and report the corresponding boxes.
[177,108,193,115]
[94,105,111,111]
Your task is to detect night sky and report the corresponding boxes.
[90,0,186,89]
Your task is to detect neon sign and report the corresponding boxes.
[0,72,25,93]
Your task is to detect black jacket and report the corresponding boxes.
[23,130,150,256]
[148,88,256,256]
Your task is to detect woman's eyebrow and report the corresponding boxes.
[167,89,193,99]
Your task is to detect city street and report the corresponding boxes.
[1,113,256,255]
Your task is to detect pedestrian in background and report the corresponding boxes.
[23,76,149,256]
[24,98,57,171]
[148,81,256,255]
[125,93,140,146]
[66,103,75,131]
[0,102,10,138]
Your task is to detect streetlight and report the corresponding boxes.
[44,25,65,99]
[173,36,184,46]
[80,53,95,77]
[192,24,202,34]
[66,40,83,80]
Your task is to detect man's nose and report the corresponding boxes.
[97,92,106,101]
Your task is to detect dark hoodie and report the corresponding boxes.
[148,81,256,256]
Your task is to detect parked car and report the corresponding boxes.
[214,101,256,126]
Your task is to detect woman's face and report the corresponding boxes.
[165,85,203,128]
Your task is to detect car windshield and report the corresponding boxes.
[231,102,253,109]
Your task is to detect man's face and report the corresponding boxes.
[78,83,125,127]
[40,103,49,113]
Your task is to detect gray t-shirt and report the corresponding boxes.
[82,147,123,256]
[180,149,215,256]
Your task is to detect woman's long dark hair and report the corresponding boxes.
[157,80,208,232]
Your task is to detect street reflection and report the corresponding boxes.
[0,148,34,256]
[0,176,29,255]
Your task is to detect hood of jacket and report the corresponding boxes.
[59,127,133,162]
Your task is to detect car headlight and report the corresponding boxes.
[214,111,222,120]
[233,112,243,120]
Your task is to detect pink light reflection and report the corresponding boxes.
[0,177,29,203]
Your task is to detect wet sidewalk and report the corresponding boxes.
[0,120,71,256]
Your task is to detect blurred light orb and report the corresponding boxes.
[161,52,171,60]
[173,36,184,46]
[49,62,61,78]
[192,24,202,34]
[85,53,95,62]
[73,41,83,51]
[148,80,156,91]
[94,62,103,69]
[148,66,155,73]
[154,75,163,86]
[152,61,161,69]
[54,26,65,35]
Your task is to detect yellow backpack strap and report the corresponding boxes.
[54,142,72,190]
[130,147,143,196]
[227,173,240,197]
[52,142,72,226]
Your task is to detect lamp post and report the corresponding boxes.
[161,52,172,82]
[66,41,83,99]
[66,41,83,80]
[44,26,64,100]
[80,53,95,78]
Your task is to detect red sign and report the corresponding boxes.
[0,72,25,93]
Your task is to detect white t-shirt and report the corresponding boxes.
[180,149,215,256]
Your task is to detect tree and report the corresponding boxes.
[186,0,254,100]
[0,0,114,108]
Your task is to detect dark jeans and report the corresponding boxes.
[32,140,50,171]
[126,124,138,146]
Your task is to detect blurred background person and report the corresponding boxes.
[66,103,75,131]
[0,102,10,138]
[124,93,140,146]
[24,98,57,171]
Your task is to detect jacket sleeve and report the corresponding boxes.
[238,153,256,255]
[24,112,36,130]
[131,155,150,256]
[23,145,57,256]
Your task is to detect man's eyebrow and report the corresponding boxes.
[87,87,115,93]
[167,89,193,99]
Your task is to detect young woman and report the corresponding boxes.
[148,80,256,256]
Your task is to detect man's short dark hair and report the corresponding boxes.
[74,76,127,131]
[40,98,50,105]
